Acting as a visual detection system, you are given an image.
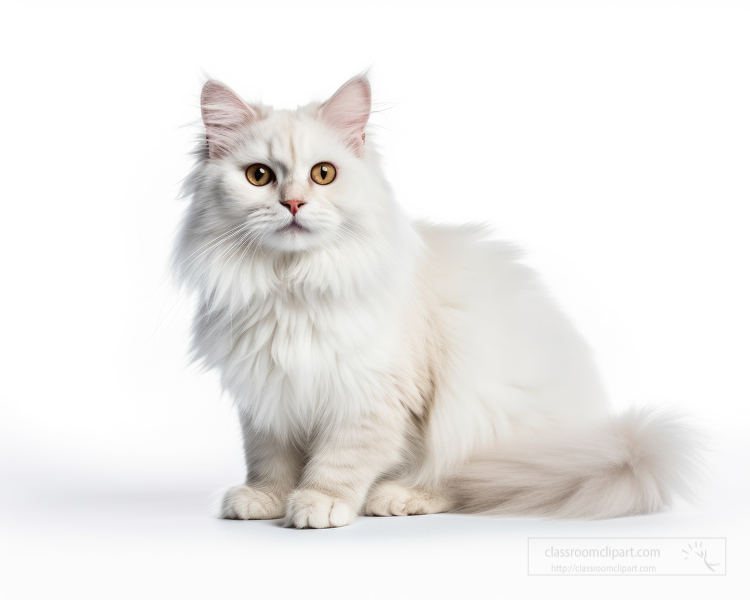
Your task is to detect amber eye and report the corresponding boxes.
[311,162,336,185]
[245,164,274,186]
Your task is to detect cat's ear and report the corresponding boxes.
[320,76,371,156]
[200,80,257,159]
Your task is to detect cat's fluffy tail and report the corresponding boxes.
[450,408,704,519]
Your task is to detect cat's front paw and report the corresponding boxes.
[284,489,356,529]
[220,484,285,520]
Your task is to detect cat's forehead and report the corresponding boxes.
[259,109,304,142]
[237,105,343,174]
[254,108,319,153]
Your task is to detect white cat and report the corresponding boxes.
[173,75,699,528]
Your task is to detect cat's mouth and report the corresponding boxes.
[277,220,309,234]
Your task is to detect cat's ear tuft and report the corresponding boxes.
[320,76,372,156]
[200,80,257,159]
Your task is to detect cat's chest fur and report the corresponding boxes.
[199,286,405,433]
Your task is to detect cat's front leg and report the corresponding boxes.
[221,420,303,520]
[285,406,407,529]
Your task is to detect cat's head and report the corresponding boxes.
[185,75,394,256]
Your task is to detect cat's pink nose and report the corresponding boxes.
[282,200,306,216]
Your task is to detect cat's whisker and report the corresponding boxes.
[179,224,258,285]
[175,221,252,270]
[163,228,257,336]
[180,231,258,286]
[133,221,253,327]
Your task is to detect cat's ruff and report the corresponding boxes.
[173,75,700,528]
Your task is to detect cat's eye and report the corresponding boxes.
[245,164,275,186]
[311,162,336,185]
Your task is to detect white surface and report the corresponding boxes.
[1,1,749,598]
[1,466,747,599]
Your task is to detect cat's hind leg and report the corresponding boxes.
[364,481,453,516]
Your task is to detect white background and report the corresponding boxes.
[1,1,748,598]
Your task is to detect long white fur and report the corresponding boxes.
[173,75,701,528]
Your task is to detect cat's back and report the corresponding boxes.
[414,221,543,311]
[413,221,607,433]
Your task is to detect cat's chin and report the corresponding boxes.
[276,221,309,234]
[265,226,322,253]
